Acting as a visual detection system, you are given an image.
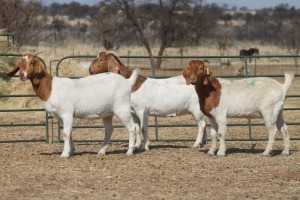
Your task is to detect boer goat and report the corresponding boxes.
[182,60,294,156]
[6,54,140,157]
[88,51,207,150]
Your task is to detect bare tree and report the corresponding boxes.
[91,2,136,50]
[215,27,233,56]
[0,0,46,50]
[108,0,209,70]
[282,20,300,67]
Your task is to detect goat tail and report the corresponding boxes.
[282,72,294,95]
[128,68,140,87]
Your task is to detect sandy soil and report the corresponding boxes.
[1,114,300,199]
[1,141,300,199]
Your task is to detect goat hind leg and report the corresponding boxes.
[99,116,113,155]
[135,109,150,151]
[263,125,277,156]
[276,111,290,155]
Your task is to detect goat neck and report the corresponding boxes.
[108,54,147,92]
[30,67,53,101]
[195,74,222,118]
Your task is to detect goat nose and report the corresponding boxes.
[19,72,26,81]
[190,76,197,83]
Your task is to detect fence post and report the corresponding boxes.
[243,57,253,140]
[150,56,159,140]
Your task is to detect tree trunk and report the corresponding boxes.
[155,45,165,70]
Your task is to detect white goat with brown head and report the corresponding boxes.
[89,51,207,150]
[6,54,140,157]
[182,59,294,156]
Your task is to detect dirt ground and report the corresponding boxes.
[1,114,300,200]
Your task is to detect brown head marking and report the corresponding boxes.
[182,59,221,117]
[6,54,53,101]
[89,51,147,92]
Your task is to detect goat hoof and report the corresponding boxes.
[206,152,215,156]
[281,151,290,156]
[140,145,150,151]
[192,143,200,148]
[126,147,134,155]
[144,147,150,151]
[98,150,106,155]
[199,143,206,148]
[126,152,134,156]
[262,151,273,157]
[217,152,226,157]
[60,152,70,158]
[207,149,215,156]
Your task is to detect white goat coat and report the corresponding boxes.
[128,75,206,150]
[203,73,294,156]
[131,76,199,117]
[43,71,139,157]
[211,77,290,119]
[44,72,131,120]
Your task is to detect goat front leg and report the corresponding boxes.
[99,116,113,155]
[135,109,150,151]
[60,115,74,158]
[192,117,207,148]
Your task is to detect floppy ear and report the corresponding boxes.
[107,55,121,74]
[203,66,212,86]
[203,63,212,85]
[33,57,43,73]
[182,67,190,85]
[6,65,20,77]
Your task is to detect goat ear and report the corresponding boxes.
[182,68,190,85]
[6,65,19,77]
[107,55,120,73]
[203,67,212,86]
[34,57,43,73]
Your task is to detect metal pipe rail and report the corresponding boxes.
[54,54,300,143]
[0,54,299,143]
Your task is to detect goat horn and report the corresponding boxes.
[34,51,45,56]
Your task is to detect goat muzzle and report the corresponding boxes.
[190,75,197,85]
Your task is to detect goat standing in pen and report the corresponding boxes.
[6,54,140,157]
[182,60,294,156]
[88,51,207,151]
